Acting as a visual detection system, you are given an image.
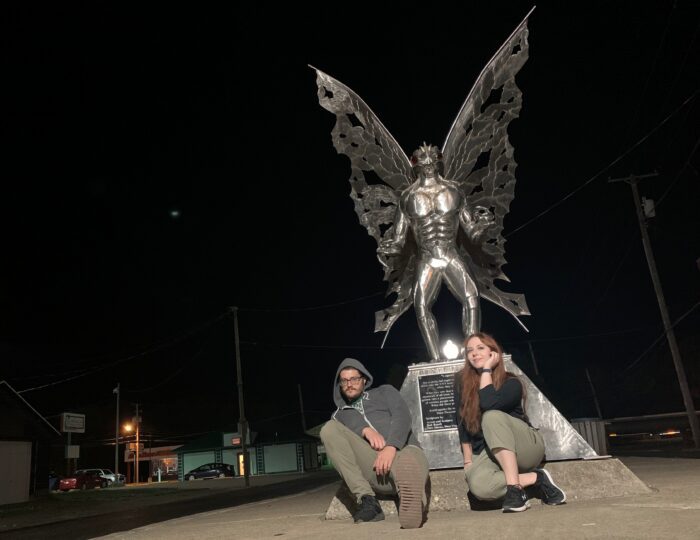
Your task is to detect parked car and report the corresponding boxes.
[184,463,235,480]
[75,468,124,485]
[59,470,108,491]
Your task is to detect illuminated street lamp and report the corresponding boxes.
[442,339,461,360]
[123,424,135,482]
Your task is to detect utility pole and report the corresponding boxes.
[298,384,307,433]
[527,341,540,376]
[135,403,141,483]
[585,368,603,419]
[113,383,120,479]
[609,172,700,448]
[231,307,250,487]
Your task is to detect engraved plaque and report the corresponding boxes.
[417,373,457,432]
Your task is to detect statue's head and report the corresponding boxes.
[410,144,443,177]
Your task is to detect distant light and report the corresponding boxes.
[661,429,680,436]
[124,423,133,433]
[443,339,460,360]
[608,433,617,437]
[170,209,181,219]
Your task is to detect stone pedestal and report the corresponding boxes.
[324,458,651,519]
[398,359,464,469]
[399,355,600,469]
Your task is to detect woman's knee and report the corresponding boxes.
[468,478,502,501]
[482,410,508,426]
[481,410,510,437]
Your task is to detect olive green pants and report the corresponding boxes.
[320,419,429,502]
[465,410,545,500]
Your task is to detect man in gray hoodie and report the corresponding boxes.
[320,358,429,528]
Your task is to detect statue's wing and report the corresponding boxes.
[311,67,416,335]
[442,8,534,328]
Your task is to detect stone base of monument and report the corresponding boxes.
[324,458,651,520]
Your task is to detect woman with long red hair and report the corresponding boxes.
[454,333,566,512]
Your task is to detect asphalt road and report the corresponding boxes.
[0,472,339,540]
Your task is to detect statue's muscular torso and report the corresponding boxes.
[401,178,462,260]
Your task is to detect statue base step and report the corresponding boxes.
[324,458,651,519]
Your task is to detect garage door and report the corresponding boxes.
[263,443,297,473]
[0,441,32,505]
[182,451,216,477]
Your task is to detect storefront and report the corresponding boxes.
[176,431,319,480]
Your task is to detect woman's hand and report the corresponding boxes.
[483,351,499,370]
[463,461,473,483]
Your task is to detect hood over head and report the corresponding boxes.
[333,358,373,407]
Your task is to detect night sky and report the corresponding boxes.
[2,2,699,446]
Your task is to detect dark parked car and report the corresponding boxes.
[184,463,235,480]
[59,470,108,491]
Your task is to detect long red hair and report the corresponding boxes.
[458,332,517,434]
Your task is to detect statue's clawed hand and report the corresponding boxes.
[473,206,495,224]
[377,240,402,257]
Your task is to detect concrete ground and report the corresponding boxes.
[93,457,700,540]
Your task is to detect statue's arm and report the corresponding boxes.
[377,203,409,256]
[459,203,495,245]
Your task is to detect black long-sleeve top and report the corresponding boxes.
[453,376,528,455]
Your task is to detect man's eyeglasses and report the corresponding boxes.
[338,376,364,387]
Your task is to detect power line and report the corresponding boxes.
[657,136,700,207]
[620,1,676,148]
[618,300,700,376]
[657,11,700,163]
[17,311,229,394]
[12,293,390,391]
[240,340,423,350]
[238,327,649,351]
[506,89,700,238]
[239,291,384,313]
[504,327,648,346]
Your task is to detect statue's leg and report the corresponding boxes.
[414,260,442,362]
[443,257,480,337]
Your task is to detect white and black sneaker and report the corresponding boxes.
[502,484,530,513]
[534,468,567,505]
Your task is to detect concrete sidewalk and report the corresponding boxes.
[97,457,700,540]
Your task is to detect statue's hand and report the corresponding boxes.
[377,239,402,256]
[473,206,495,226]
[465,206,495,242]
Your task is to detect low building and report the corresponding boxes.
[123,444,181,482]
[176,430,319,480]
[0,380,61,505]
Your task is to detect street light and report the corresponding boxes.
[113,383,120,483]
[123,424,135,483]
[443,339,460,360]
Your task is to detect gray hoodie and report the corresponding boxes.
[331,358,420,450]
